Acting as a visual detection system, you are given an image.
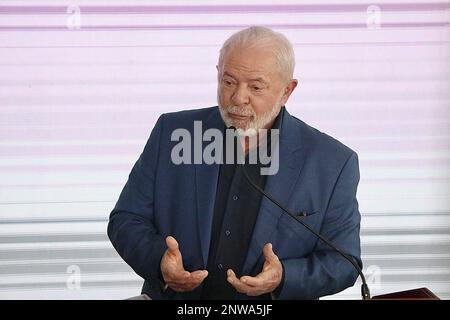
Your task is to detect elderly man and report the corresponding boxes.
[108,26,362,300]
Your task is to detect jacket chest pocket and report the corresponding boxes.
[272,209,322,259]
[276,209,321,239]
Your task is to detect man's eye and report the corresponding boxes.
[251,86,262,91]
[223,79,233,86]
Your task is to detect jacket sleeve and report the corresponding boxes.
[277,152,362,299]
[107,114,167,292]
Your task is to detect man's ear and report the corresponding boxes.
[216,65,221,80]
[280,79,298,106]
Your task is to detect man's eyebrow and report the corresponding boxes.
[222,72,269,85]
[223,71,236,79]
[249,77,269,85]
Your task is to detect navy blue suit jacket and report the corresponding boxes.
[108,106,362,299]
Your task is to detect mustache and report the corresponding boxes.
[222,105,255,117]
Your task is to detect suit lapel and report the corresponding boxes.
[195,109,224,267]
[241,109,306,275]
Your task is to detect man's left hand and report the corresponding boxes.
[226,243,282,296]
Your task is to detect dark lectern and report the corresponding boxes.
[372,287,440,300]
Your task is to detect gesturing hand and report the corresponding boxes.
[160,236,208,292]
[227,243,282,296]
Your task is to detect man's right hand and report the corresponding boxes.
[160,236,208,292]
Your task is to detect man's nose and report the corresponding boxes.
[231,85,250,106]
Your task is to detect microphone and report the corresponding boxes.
[228,126,371,300]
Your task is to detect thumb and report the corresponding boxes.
[263,243,278,263]
[166,236,180,255]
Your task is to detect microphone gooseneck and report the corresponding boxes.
[228,126,371,300]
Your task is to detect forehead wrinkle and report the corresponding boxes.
[224,59,268,74]
[222,63,271,84]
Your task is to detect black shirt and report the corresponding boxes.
[201,108,283,300]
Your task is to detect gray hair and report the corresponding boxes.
[218,26,295,84]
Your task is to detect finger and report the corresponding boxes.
[178,270,191,279]
[187,271,208,290]
[166,236,180,254]
[168,270,207,292]
[166,270,190,288]
[227,269,252,294]
[227,269,238,281]
[263,243,279,263]
[168,269,206,285]
[228,271,264,296]
[165,236,184,266]
[240,274,265,287]
[165,269,190,283]
[192,269,208,278]
[190,270,209,282]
